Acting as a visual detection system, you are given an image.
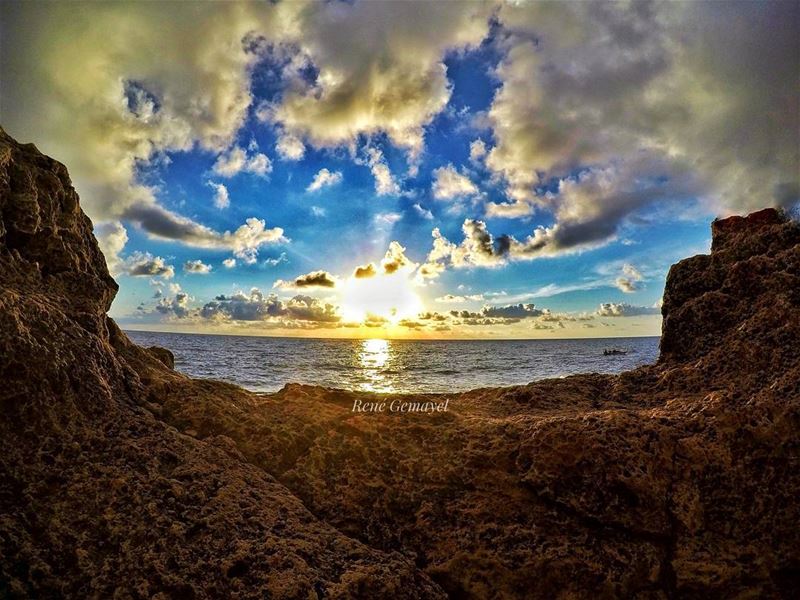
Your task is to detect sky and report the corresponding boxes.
[1,1,798,339]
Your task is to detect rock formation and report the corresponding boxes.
[1,128,798,598]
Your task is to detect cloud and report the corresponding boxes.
[413,203,434,220]
[183,259,212,274]
[432,164,478,200]
[306,168,343,192]
[200,288,340,324]
[597,302,660,317]
[469,139,487,163]
[212,145,271,178]
[94,221,128,275]
[420,220,508,277]
[615,263,643,293]
[6,0,796,287]
[222,258,236,268]
[374,212,403,228]
[434,294,484,303]
[0,2,297,260]
[207,181,230,209]
[123,252,175,279]
[365,147,400,196]
[481,303,543,319]
[264,252,288,267]
[124,205,285,264]
[447,303,544,326]
[311,206,326,217]
[275,132,305,161]
[274,270,337,290]
[156,290,192,318]
[380,241,415,275]
[353,263,377,279]
[265,1,493,161]
[422,171,689,276]
[481,0,799,237]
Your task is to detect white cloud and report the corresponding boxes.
[615,264,643,293]
[183,259,212,274]
[365,148,400,196]
[212,145,271,178]
[469,139,487,163]
[222,258,236,269]
[275,132,306,161]
[434,294,484,303]
[264,252,288,267]
[94,221,128,275]
[597,302,660,317]
[432,164,478,200]
[413,203,434,220]
[310,206,326,217]
[207,181,230,209]
[306,168,343,192]
[380,241,415,275]
[266,1,493,162]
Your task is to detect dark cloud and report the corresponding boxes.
[275,270,337,289]
[447,303,543,326]
[418,311,449,322]
[123,252,175,279]
[481,303,543,319]
[353,263,377,279]
[156,291,191,318]
[124,205,285,264]
[200,288,339,323]
[398,319,423,329]
[183,259,212,274]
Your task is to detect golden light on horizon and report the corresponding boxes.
[340,272,423,325]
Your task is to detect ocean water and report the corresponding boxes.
[125,331,660,394]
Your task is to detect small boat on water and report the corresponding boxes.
[603,348,628,356]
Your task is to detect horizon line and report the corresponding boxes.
[121,326,662,343]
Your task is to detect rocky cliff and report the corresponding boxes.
[1,128,798,599]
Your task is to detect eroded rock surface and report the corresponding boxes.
[1,128,798,598]
[0,129,442,599]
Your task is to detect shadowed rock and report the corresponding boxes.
[1,127,798,598]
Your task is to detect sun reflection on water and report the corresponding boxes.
[357,339,395,393]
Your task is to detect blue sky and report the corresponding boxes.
[1,1,796,338]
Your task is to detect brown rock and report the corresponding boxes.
[148,346,175,369]
[0,128,442,599]
[1,127,798,599]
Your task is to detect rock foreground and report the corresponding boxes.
[0,129,798,599]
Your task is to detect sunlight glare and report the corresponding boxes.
[340,273,423,324]
[357,338,394,392]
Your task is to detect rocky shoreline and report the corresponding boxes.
[1,128,798,598]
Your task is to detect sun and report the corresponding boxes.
[340,273,423,324]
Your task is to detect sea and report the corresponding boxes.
[125,331,660,395]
